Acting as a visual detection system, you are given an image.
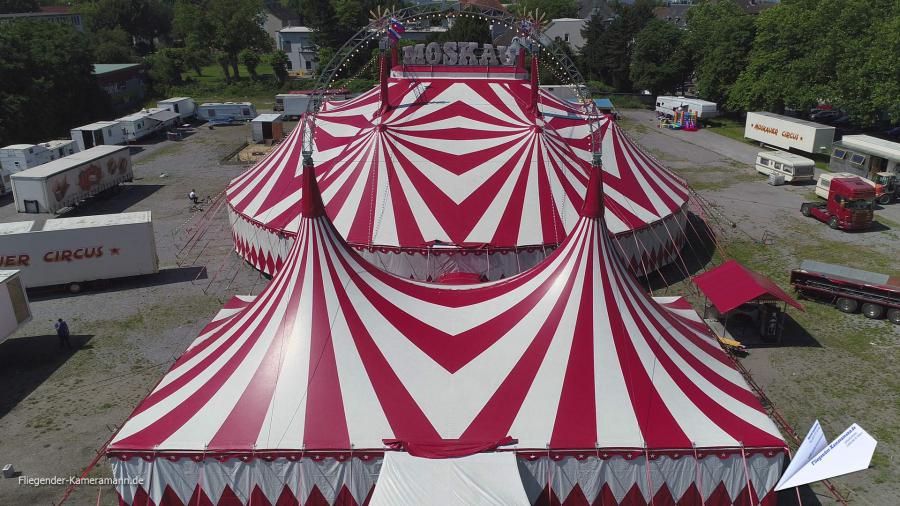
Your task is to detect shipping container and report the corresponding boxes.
[0,270,32,345]
[0,211,158,289]
[744,112,835,154]
[157,97,197,121]
[70,121,126,151]
[10,145,132,214]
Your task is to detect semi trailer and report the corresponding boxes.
[791,260,900,324]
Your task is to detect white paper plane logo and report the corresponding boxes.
[775,420,877,491]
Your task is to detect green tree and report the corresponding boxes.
[0,21,110,147]
[316,46,336,77]
[511,0,579,20]
[0,0,38,13]
[727,0,899,126]
[580,0,655,91]
[271,50,289,83]
[239,48,261,79]
[684,0,755,107]
[630,19,689,96]
[537,38,576,86]
[79,0,172,53]
[438,16,491,44]
[145,47,186,88]
[89,27,138,63]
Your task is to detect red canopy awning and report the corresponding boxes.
[693,260,804,314]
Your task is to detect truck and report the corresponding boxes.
[801,177,874,230]
[744,112,835,154]
[10,145,132,214]
[755,150,815,183]
[814,172,885,202]
[655,96,718,120]
[0,270,32,345]
[0,211,158,290]
[157,97,197,121]
[197,102,257,124]
[791,260,900,324]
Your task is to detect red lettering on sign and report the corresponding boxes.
[18,255,29,266]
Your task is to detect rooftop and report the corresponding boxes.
[92,63,142,75]
[1,144,38,151]
[278,26,313,33]
[74,120,121,130]
[839,135,900,160]
[252,114,284,122]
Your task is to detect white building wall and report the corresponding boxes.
[277,29,318,77]
[544,19,588,53]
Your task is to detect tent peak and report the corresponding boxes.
[580,152,604,219]
[301,152,325,218]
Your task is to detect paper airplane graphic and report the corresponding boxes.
[775,420,877,491]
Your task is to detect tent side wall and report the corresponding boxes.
[110,451,783,506]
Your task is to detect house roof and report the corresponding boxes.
[92,63,142,75]
[579,0,615,21]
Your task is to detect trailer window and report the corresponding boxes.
[208,109,216,117]
[849,153,866,166]
[758,157,771,166]
[774,162,783,171]
[832,148,847,159]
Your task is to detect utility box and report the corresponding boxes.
[250,114,284,143]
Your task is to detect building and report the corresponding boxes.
[544,18,588,53]
[276,26,318,77]
[579,0,615,22]
[0,6,84,32]
[829,135,900,180]
[262,1,302,45]
[93,63,145,111]
[654,0,779,27]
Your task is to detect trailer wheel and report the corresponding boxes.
[835,298,858,313]
[878,194,891,205]
[801,203,812,217]
[828,216,839,229]
[861,303,884,319]
[888,308,900,325]
[69,283,81,294]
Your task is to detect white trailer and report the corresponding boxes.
[39,139,79,159]
[744,112,835,154]
[0,212,158,289]
[655,96,718,119]
[0,144,53,173]
[117,108,180,142]
[157,97,197,121]
[0,270,31,345]
[10,145,132,214]
[71,121,126,151]
[197,102,257,123]
[274,94,310,118]
[755,150,816,182]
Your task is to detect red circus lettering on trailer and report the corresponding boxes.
[0,254,30,267]
[42,247,104,263]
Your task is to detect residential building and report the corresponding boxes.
[277,27,318,77]
[0,6,84,32]
[263,1,303,45]
[544,18,588,53]
[93,63,145,111]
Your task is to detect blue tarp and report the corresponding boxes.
[593,98,615,109]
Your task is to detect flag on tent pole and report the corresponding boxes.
[388,17,405,43]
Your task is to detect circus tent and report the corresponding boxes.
[109,163,785,505]
[226,66,690,280]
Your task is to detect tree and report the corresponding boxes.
[537,38,576,86]
[580,0,655,91]
[271,50,290,83]
[89,27,138,63]
[438,16,491,44]
[145,47,186,88]
[511,0,578,20]
[79,0,172,54]
[0,21,110,147]
[239,48,261,79]
[0,0,38,13]
[684,0,755,107]
[727,0,899,126]
[630,19,689,96]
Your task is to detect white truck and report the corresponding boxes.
[655,96,718,119]
[755,150,816,182]
[157,97,197,121]
[0,212,158,290]
[10,145,132,214]
[744,112,835,154]
[0,270,31,344]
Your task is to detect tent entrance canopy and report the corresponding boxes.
[369,452,530,506]
[693,260,803,314]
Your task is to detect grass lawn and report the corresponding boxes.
[705,116,747,143]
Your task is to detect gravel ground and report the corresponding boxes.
[0,123,266,505]
[620,109,900,506]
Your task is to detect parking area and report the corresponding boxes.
[620,108,900,505]
[0,123,266,504]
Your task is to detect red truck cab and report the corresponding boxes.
[801,178,874,230]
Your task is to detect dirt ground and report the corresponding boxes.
[0,123,267,505]
[620,109,900,506]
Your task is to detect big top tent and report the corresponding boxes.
[227,61,690,281]
[108,161,786,505]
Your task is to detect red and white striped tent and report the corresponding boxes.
[110,165,785,505]
[227,67,689,280]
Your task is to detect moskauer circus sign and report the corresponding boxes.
[402,42,520,66]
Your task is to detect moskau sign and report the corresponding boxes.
[402,42,518,66]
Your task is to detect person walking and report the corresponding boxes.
[55,318,71,349]
[189,189,199,205]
